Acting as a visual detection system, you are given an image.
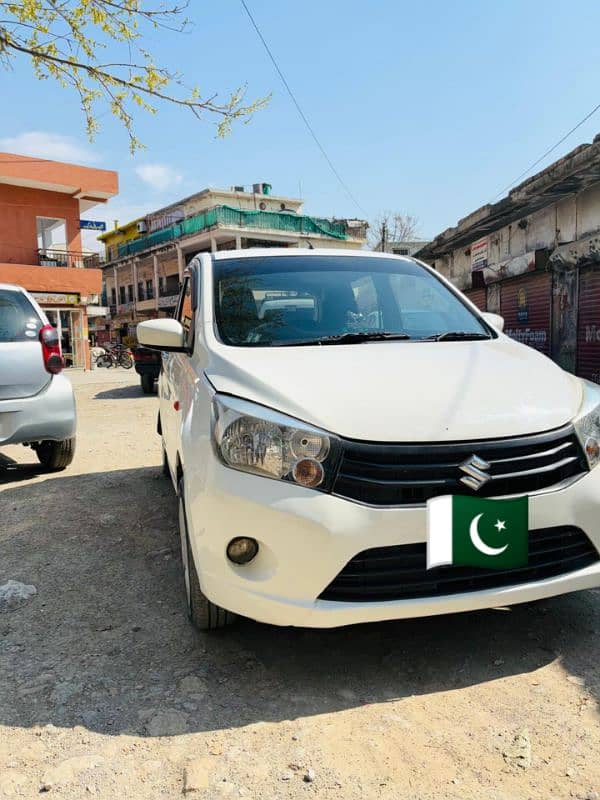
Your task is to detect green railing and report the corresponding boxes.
[116,205,347,259]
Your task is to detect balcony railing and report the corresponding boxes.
[38,249,105,269]
[115,205,349,259]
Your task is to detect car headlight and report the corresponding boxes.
[212,394,342,490]
[573,380,600,469]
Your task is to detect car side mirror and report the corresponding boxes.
[481,312,504,332]
[137,319,186,352]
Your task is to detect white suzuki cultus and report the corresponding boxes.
[137,250,600,629]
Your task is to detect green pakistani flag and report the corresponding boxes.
[427,495,529,570]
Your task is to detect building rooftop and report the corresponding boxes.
[0,152,118,212]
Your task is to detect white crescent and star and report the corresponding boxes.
[469,513,508,556]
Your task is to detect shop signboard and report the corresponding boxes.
[517,288,529,323]
[32,292,79,306]
[80,219,107,231]
[158,294,179,308]
[471,238,489,272]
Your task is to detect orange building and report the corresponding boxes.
[0,152,118,368]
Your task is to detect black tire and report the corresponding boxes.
[141,373,154,394]
[96,354,111,368]
[119,354,133,369]
[178,478,236,630]
[35,438,76,471]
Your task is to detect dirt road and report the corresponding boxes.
[1,371,599,799]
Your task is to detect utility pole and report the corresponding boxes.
[381,221,387,253]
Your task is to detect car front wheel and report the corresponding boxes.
[178,478,236,630]
[35,437,76,471]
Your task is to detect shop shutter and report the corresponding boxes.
[576,265,600,384]
[464,288,486,311]
[500,272,551,355]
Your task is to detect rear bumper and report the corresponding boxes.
[0,374,76,445]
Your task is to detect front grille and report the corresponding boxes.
[333,425,586,506]
[320,526,598,602]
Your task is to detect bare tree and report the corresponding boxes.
[0,1,269,152]
[369,211,419,252]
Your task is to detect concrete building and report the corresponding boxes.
[97,183,368,342]
[0,152,118,367]
[387,239,430,256]
[417,135,600,384]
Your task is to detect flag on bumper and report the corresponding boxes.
[427,495,529,570]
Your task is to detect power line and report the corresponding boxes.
[491,100,600,201]
[239,0,366,216]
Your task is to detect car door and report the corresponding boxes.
[160,269,197,469]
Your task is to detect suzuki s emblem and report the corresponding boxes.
[459,454,492,491]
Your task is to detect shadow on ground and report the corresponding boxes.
[94,384,155,400]
[1,466,598,738]
[0,452,46,484]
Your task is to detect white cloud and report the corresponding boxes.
[135,163,182,192]
[0,131,98,164]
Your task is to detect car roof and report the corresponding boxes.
[0,283,27,293]
[210,247,417,264]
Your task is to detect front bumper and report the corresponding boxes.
[186,455,600,628]
[0,374,76,446]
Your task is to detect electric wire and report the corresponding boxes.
[239,0,366,216]
[491,101,600,201]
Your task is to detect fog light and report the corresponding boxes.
[585,436,600,464]
[227,537,258,564]
[292,458,324,488]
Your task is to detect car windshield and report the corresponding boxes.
[213,255,491,347]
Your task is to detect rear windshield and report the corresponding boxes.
[213,255,489,346]
[0,290,43,343]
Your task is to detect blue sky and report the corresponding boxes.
[2,0,600,250]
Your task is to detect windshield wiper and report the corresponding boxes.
[279,331,412,347]
[422,331,492,342]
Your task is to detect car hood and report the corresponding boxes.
[204,336,583,442]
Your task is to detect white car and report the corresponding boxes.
[0,284,76,470]
[138,249,600,630]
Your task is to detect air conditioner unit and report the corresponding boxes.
[137,220,148,234]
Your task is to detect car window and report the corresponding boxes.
[213,255,489,346]
[176,271,196,350]
[0,290,42,343]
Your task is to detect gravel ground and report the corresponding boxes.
[0,370,599,799]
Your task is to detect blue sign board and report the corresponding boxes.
[80,219,107,231]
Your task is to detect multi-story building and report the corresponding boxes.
[0,152,118,367]
[417,135,600,384]
[97,183,368,342]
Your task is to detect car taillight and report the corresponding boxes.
[39,324,64,374]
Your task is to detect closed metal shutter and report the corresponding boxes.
[576,265,600,384]
[464,288,486,311]
[500,272,551,355]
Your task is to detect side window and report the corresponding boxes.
[176,268,199,351]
